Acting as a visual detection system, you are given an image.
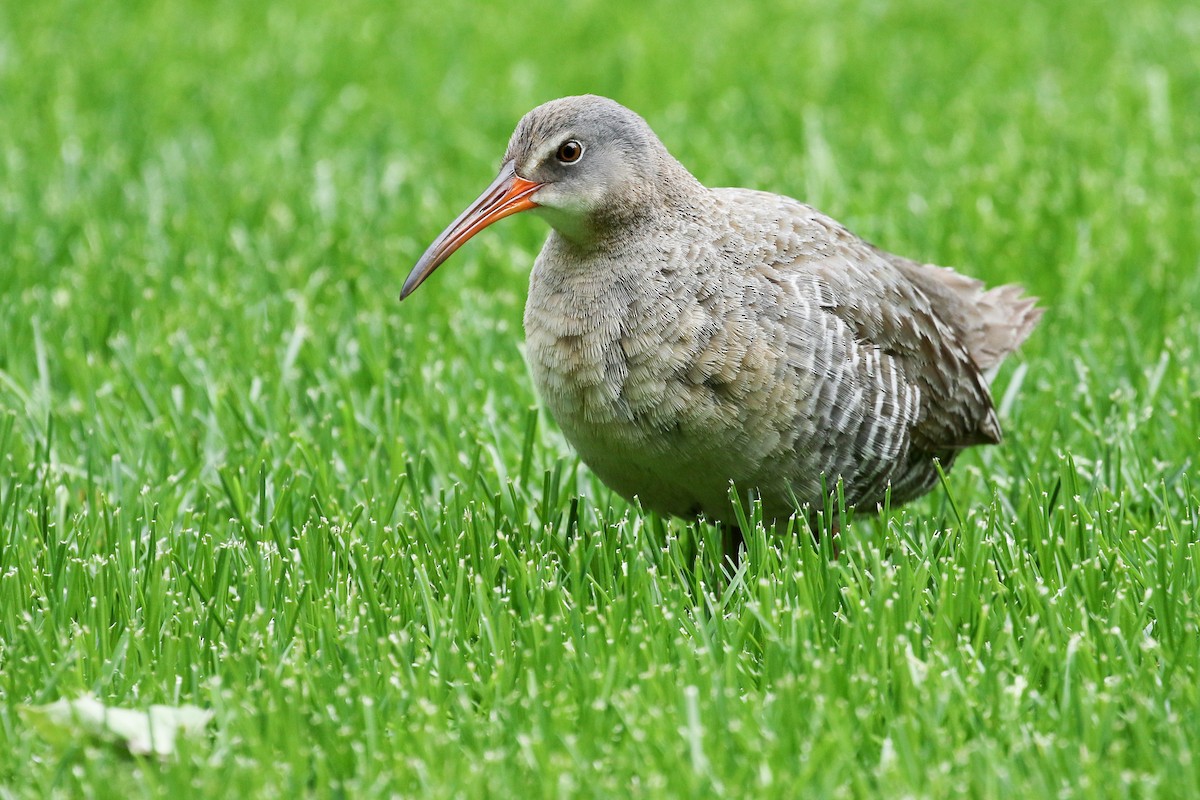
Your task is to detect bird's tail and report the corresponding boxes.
[892,259,1043,375]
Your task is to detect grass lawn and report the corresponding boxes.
[2,0,1199,796]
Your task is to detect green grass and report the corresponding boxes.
[2,0,1199,796]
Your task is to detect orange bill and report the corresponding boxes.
[401,161,542,299]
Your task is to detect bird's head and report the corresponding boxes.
[401,95,680,300]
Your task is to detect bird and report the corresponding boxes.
[402,94,1042,533]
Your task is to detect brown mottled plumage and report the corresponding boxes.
[403,95,1042,527]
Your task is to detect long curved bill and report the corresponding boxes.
[401,161,542,299]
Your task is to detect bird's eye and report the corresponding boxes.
[556,140,584,164]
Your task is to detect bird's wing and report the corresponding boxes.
[804,251,1001,451]
[726,190,1001,452]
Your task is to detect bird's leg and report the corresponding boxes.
[826,518,842,560]
[724,515,842,564]
[806,510,842,560]
[721,523,746,565]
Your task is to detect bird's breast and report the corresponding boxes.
[523,258,683,441]
[520,236,821,519]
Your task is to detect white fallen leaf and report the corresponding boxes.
[21,693,213,756]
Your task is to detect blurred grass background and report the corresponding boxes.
[1,0,1199,796]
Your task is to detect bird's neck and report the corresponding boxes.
[537,229,658,293]
[537,152,708,253]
